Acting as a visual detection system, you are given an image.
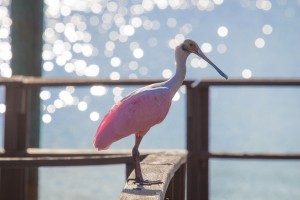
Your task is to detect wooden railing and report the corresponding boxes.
[120,150,187,200]
[1,76,300,200]
[186,78,300,199]
[0,76,189,200]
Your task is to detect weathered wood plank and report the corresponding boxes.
[0,76,193,87]
[27,148,134,156]
[2,76,300,88]
[209,152,300,160]
[120,150,187,200]
[0,148,163,157]
[0,149,164,167]
[199,78,300,86]
[2,148,300,160]
[0,155,132,167]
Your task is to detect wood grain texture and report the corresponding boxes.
[120,150,187,200]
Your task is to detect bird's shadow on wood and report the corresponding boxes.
[127,178,163,186]
[122,187,163,197]
[122,179,164,196]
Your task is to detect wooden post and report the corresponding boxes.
[186,84,209,200]
[126,162,135,179]
[10,0,43,76]
[0,81,29,200]
[10,0,44,199]
[165,164,186,200]
[11,0,43,145]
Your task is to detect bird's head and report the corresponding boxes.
[181,39,228,79]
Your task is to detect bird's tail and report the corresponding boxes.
[93,136,111,150]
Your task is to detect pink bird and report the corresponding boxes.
[93,39,228,184]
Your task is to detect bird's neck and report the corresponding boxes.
[165,46,189,97]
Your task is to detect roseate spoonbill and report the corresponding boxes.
[93,39,228,184]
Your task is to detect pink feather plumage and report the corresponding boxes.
[93,85,172,150]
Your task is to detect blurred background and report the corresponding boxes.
[1,0,300,199]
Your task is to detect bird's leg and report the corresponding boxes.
[132,134,143,183]
[131,134,162,185]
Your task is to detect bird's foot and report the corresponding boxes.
[137,179,163,186]
[128,177,162,186]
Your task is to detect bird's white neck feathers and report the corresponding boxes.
[165,45,190,96]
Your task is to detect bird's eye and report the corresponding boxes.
[189,43,194,47]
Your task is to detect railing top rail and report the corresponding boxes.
[1,76,300,87]
[120,150,187,200]
[0,76,194,87]
[198,78,300,86]
[0,149,169,168]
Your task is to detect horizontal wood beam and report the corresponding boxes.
[198,78,300,86]
[2,76,300,88]
[27,148,134,156]
[0,149,169,167]
[0,154,132,167]
[185,152,300,160]
[0,76,193,87]
[0,148,165,156]
[2,77,300,90]
[209,152,300,160]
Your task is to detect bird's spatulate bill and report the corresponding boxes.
[196,49,228,80]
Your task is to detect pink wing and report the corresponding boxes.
[93,87,172,150]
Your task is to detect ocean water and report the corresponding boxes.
[1,0,300,199]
